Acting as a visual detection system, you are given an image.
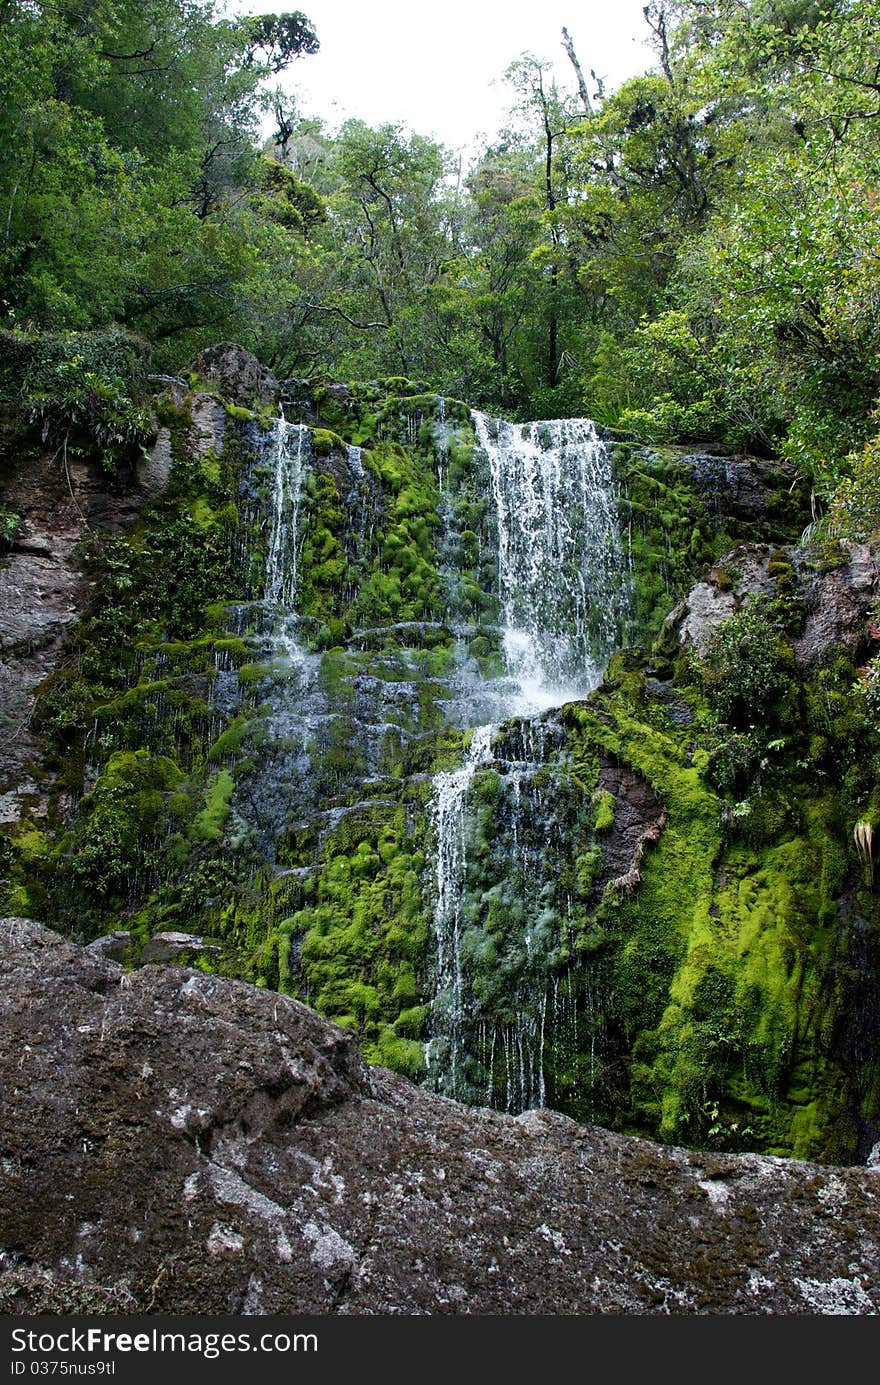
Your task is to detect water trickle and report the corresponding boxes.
[264,415,309,611]
[225,415,323,857]
[425,723,495,1097]
[435,398,448,493]
[346,443,373,561]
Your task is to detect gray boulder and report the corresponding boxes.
[188,344,278,409]
[1,919,878,1315]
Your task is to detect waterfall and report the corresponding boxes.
[346,443,364,479]
[435,397,448,492]
[232,414,317,856]
[265,415,309,611]
[472,412,627,712]
[425,413,629,1109]
[425,723,495,1097]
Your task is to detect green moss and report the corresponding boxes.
[190,769,234,843]
[373,1028,427,1078]
[237,661,273,685]
[554,627,880,1161]
[206,718,250,762]
[575,845,603,896]
[14,826,52,866]
[56,750,184,911]
[592,788,616,832]
[614,447,713,643]
[310,427,346,456]
[223,799,435,1069]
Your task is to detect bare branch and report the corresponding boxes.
[292,302,390,331]
[644,4,674,86]
[561,27,592,113]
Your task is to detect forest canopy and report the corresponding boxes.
[2,0,879,504]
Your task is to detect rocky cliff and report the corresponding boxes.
[1,920,878,1316]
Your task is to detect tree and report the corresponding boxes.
[637,0,880,479]
[239,12,318,73]
[502,55,583,393]
[0,1,322,359]
[301,121,453,380]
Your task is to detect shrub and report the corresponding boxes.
[21,327,153,469]
[827,436,880,541]
[692,598,793,728]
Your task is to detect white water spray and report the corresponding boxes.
[473,411,627,713]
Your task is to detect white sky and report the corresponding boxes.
[229,1,656,155]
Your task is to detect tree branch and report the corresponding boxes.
[292,302,390,330]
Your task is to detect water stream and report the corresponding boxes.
[425,413,629,1107]
[265,415,309,612]
[425,723,496,1098]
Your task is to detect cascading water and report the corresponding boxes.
[265,414,309,614]
[425,723,495,1097]
[262,414,313,722]
[229,414,319,855]
[473,411,627,711]
[425,413,630,1109]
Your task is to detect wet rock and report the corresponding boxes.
[2,919,878,1316]
[85,931,134,965]
[189,393,228,460]
[793,542,880,665]
[314,441,359,492]
[139,931,221,964]
[0,444,168,798]
[595,758,666,897]
[0,457,90,796]
[137,426,174,497]
[279,379,319,422]
[188,344,277,409]
[679,450,805,528]
[673,579,738,653]
[644,678,695,726]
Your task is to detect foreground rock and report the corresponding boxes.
[1,922,878,1315]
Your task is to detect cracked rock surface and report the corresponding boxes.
[1,919,878,1315]
[665,540,880,664]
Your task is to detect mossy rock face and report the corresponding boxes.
[4,371,875,1164]
[554,649,880,1163]
[612,443,811,649]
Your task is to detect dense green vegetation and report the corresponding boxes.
[3,0,880,511]
[0,1,318,355]
[5,372,876,1161]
